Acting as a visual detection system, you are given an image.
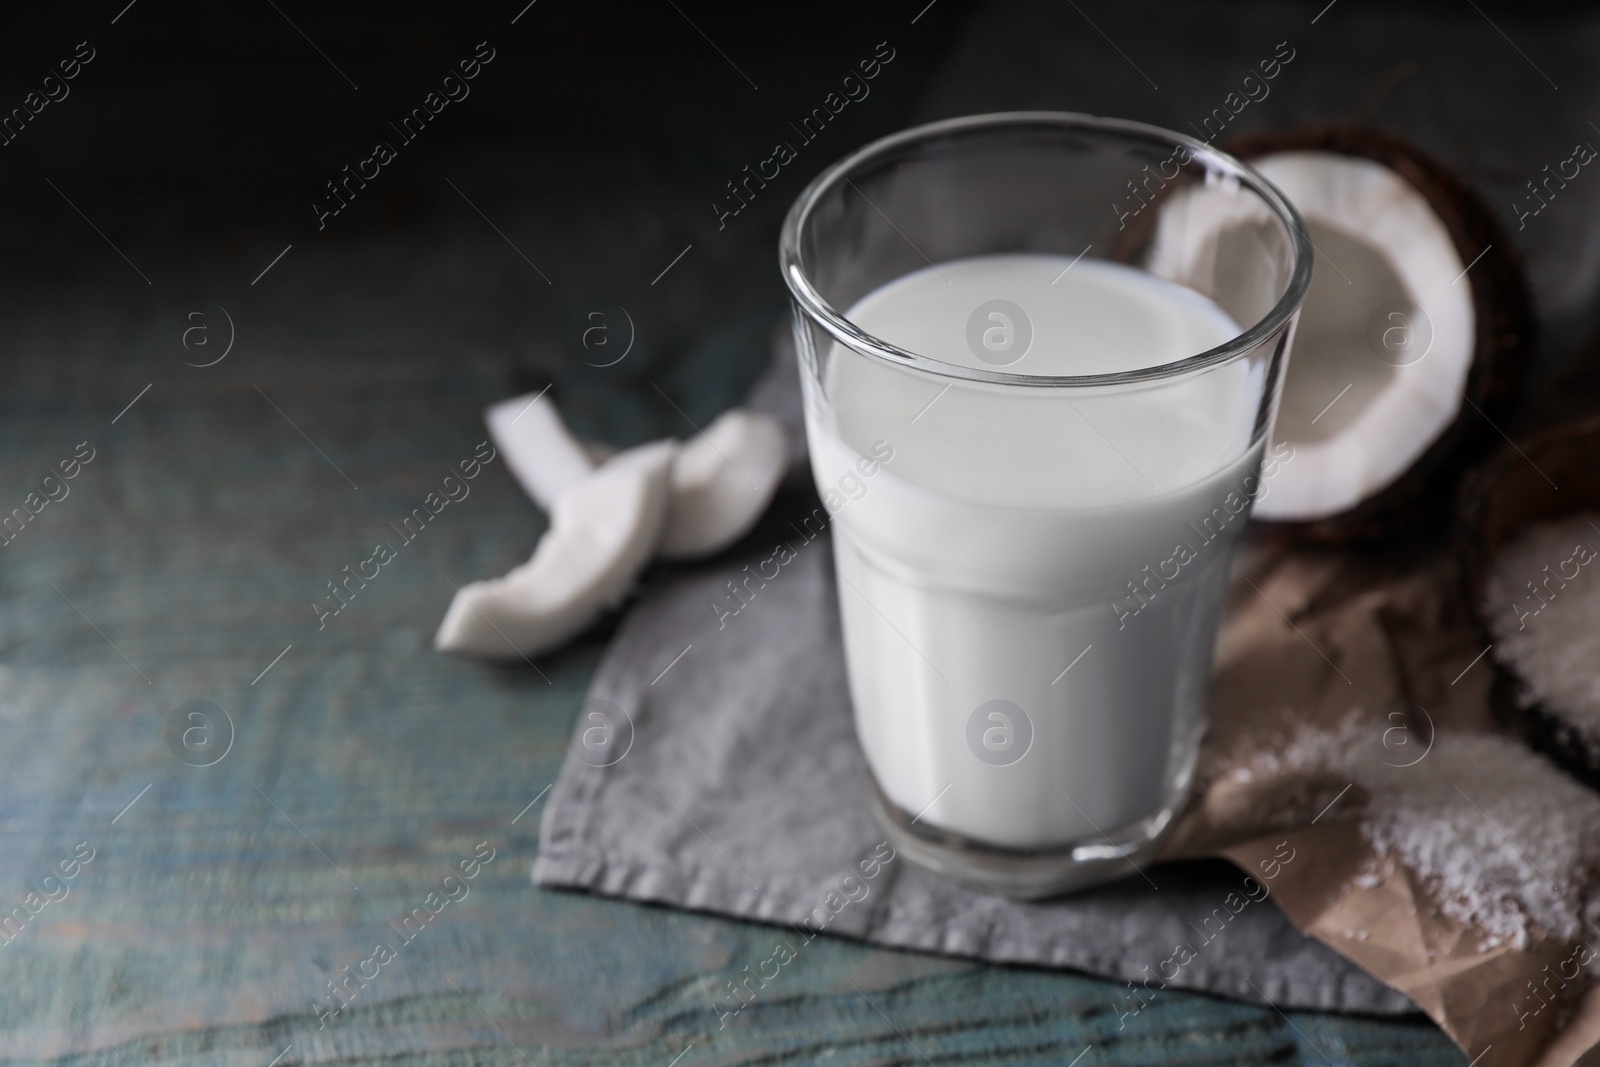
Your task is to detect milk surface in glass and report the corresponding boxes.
[806,252,1265,849]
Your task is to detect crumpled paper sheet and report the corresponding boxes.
[1169,538,1600,1067]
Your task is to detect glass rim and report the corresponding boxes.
[778,110,1314,389]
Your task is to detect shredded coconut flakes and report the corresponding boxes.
[1483,511,1600,746]
[1235,716,1600,950]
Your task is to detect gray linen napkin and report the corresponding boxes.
[531,330,1411,1014]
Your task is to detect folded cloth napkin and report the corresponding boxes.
[531,527,1410,1013]
[531,329,1409,1015]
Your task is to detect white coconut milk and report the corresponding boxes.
[806,254,1264,849]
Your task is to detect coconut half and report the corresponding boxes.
[1151,128,1532,542]
[1252,152,1473,520]
[1460,413,1600,787]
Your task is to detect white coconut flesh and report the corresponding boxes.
[658,409,788,559]
[485,391,596,514]
[485,390,787,558]
[433,440,677,660]
[436,396,791,661]
[1247,152,1476,521]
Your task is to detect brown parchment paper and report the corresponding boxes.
[1164,537,1600,1067]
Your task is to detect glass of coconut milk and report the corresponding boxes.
[779,113,1312,897]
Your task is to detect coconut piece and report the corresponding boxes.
[485,391,596,513]
[433,440,677,660]
[486,389,784,560]
[1461,413,1600,785]
[1482,513,1600,766]
[658,410,787,560]
[1145,128,1532,542]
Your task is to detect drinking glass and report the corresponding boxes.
[779,112,1312,898]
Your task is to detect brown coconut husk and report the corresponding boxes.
[1458,412,1600,786]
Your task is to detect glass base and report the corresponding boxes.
[868,776,1179,900]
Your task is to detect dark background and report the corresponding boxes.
[6,0,1599,430]
[0,1,969,443]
